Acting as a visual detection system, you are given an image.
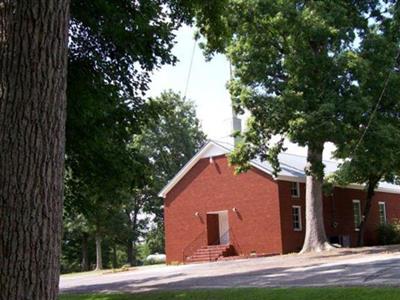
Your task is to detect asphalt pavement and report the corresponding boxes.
[60,245,400,294]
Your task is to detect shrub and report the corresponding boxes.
[377,219,400,245]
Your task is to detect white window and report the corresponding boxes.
[291,182,300,198]
[378,202,387,225]
[292,205,302,231]
[352,200,361,231]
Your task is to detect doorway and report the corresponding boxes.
[206,211,229,245]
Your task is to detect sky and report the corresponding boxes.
[147,26,336,159]
[147,25,232,141]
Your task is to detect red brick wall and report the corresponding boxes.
[164,155,400,263]
[164,155,283,263]
[278,181,307,253]
[278,180,400,253]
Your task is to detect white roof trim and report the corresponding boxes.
[158,140,276,198]
[158,141,229,197]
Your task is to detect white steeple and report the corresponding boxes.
[231,107,242,146]
[229,60,241,146]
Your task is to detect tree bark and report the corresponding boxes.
[95,232,103,271]
[357,179,378,247]
[125,206,139,266]
[0,1,70,299]
[127,240,134,266]
[112,243,118,269]
[300,144,333,253]
[132,242,137,266]
[81,233,90,271]
[131,208,139,266]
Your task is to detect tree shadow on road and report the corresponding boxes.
[60,256,400,294]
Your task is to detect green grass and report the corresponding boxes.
[60,287,400,300]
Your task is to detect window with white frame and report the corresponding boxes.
[292,205,302,231]
[378,202,387,225]
[352,200,361,231]
[291,182,300,198]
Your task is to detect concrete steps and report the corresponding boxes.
[186,244,232,263]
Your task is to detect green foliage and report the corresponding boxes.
[65,56,148,224]
[61,213,93,274]
[63,0,216,272]
[136,243,151,263]
[69,0,216,99]
[145,225,165,255]
[131,91,207,253]
[135,90,206,198]
[195,1,400,251]
[63,90,206,271]
[377,219,400,245]
[332,0,400,184]
[196,1,398,179]
[329,5,400,246]
[65,0,219,217]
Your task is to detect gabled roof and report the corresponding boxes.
[158,140,400,197]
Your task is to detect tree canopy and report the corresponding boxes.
[332,5,400,246]
[195,0,399,252]
[62,91,206,271]
[63,0,216,271]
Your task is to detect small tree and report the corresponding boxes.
[132,91,207,257]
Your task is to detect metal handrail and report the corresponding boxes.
[228,228,241,254]
[201,229,231,260]
[209,228,241,254]
[182,229,207,262]
[183,227,243,262]
[209,228,230,246]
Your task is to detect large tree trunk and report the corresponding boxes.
[132,242,137,266]
[81,233,90,271]
[127,240,134,266]
[125,207,139,266]
[300,145,333,253]
[0,1,70,299]
[95,232,103,271]
[112,243,118,269]
[131,209,139,266]
[357,179,378,247]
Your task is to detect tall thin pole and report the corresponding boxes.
[183,39,196,99]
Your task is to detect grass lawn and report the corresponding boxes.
[60,287,400,300]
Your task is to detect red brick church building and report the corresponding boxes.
[159,140,400,264]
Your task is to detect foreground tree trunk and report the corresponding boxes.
[0,1,70,299]
[357,179,379,247]
[95,232,103,271]
[300,145,333,253]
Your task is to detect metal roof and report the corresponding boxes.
[158,140,400,197]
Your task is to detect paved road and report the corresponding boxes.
[60,245,400,294]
